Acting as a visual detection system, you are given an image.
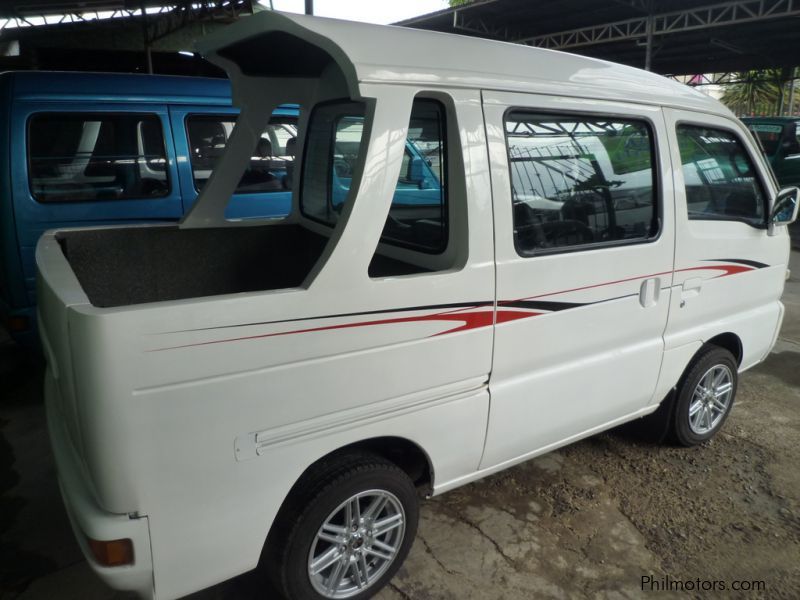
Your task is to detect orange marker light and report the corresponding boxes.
[86,537,134,567]
[5,316,29,333]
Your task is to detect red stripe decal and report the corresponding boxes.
[515,263,754,302]
[149,261,757,351]
[150,308,544,351]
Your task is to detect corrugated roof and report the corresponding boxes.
[395,0,800,75]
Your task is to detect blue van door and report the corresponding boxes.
[168,105,294,219]
[12,102,182,315]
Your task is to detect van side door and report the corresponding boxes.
[662,109,788,371]
[168,105,295,219]
[12,102,180,310]
[481,91,675,468]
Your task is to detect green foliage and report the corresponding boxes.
[599,125,652,174]
[449,0,475,6]
[721,70,782,116]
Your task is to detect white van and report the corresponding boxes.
[36,12,798,600]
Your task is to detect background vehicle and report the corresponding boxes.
[0,71,297,347]
[742,116,800,187]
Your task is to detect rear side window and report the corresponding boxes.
[677,125,766,226]
[301,99,448,253]
[505,112,658,255]
[186,115,297,195]
[28,113,169,203]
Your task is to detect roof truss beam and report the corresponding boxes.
[521,0,800,49]
[0,1,253,31]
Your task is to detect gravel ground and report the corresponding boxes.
[1,252,798,600]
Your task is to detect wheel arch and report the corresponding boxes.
[704,332,743,366]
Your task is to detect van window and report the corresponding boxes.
[28,113,169,203]
[186,115,297,194]
[505,112,657,255]
[747,123,784,155]
[677,125,766,226]
[301,99,448,253]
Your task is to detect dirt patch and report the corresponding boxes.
[385,351,800,600]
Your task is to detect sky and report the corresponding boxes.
[262,0,450,24]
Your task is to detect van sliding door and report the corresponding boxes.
[481,91,675,469]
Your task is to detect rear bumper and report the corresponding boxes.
[44,371,155,599]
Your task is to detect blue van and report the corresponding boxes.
[0,71,298,347]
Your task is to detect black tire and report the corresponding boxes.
[264,452,419,600]
[669,345,738,447]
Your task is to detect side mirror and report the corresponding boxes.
[770,187,799,229]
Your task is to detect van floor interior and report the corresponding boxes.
[59,224,427,308]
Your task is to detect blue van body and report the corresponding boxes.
[0,71,297,347]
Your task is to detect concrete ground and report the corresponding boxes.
[2,252,799,600]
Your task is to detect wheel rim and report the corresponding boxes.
[688,364,733,435]
[308,489,406,599]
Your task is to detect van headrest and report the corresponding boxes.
[285,136,297,157]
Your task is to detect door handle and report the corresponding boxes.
[639,277,660,308]
[681,277,703,300]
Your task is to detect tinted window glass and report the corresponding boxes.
[29,113,169,203]
[747,122,784,156]
[506,113,657,255]
[301,101,366,224]
[186,115,297,194]
[380,100,447,253]
[301,99,448,253]
[677,125,766,225]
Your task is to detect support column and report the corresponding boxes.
[644,1,654,72]
[141,1,152,74]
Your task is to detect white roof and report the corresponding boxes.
[197,10,729,116]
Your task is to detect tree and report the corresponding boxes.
[721,70,782,116]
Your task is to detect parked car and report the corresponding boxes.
[742,116,800,187]
[0,71,297,347]
[37,12,798,600]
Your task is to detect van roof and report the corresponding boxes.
[1,71,233,105]
[198,11,730,117]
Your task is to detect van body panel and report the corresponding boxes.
[480,91,675,468]
[662,108,789,371]
[37,82,497,599]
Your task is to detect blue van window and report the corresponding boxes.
[300,101,366,224]
[28,113,169,203]
[186,115,296,194]
[301,99,447,253]
[381,99,447,253]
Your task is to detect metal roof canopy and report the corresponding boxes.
[397,0,800,76]
[0,1,259,75]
